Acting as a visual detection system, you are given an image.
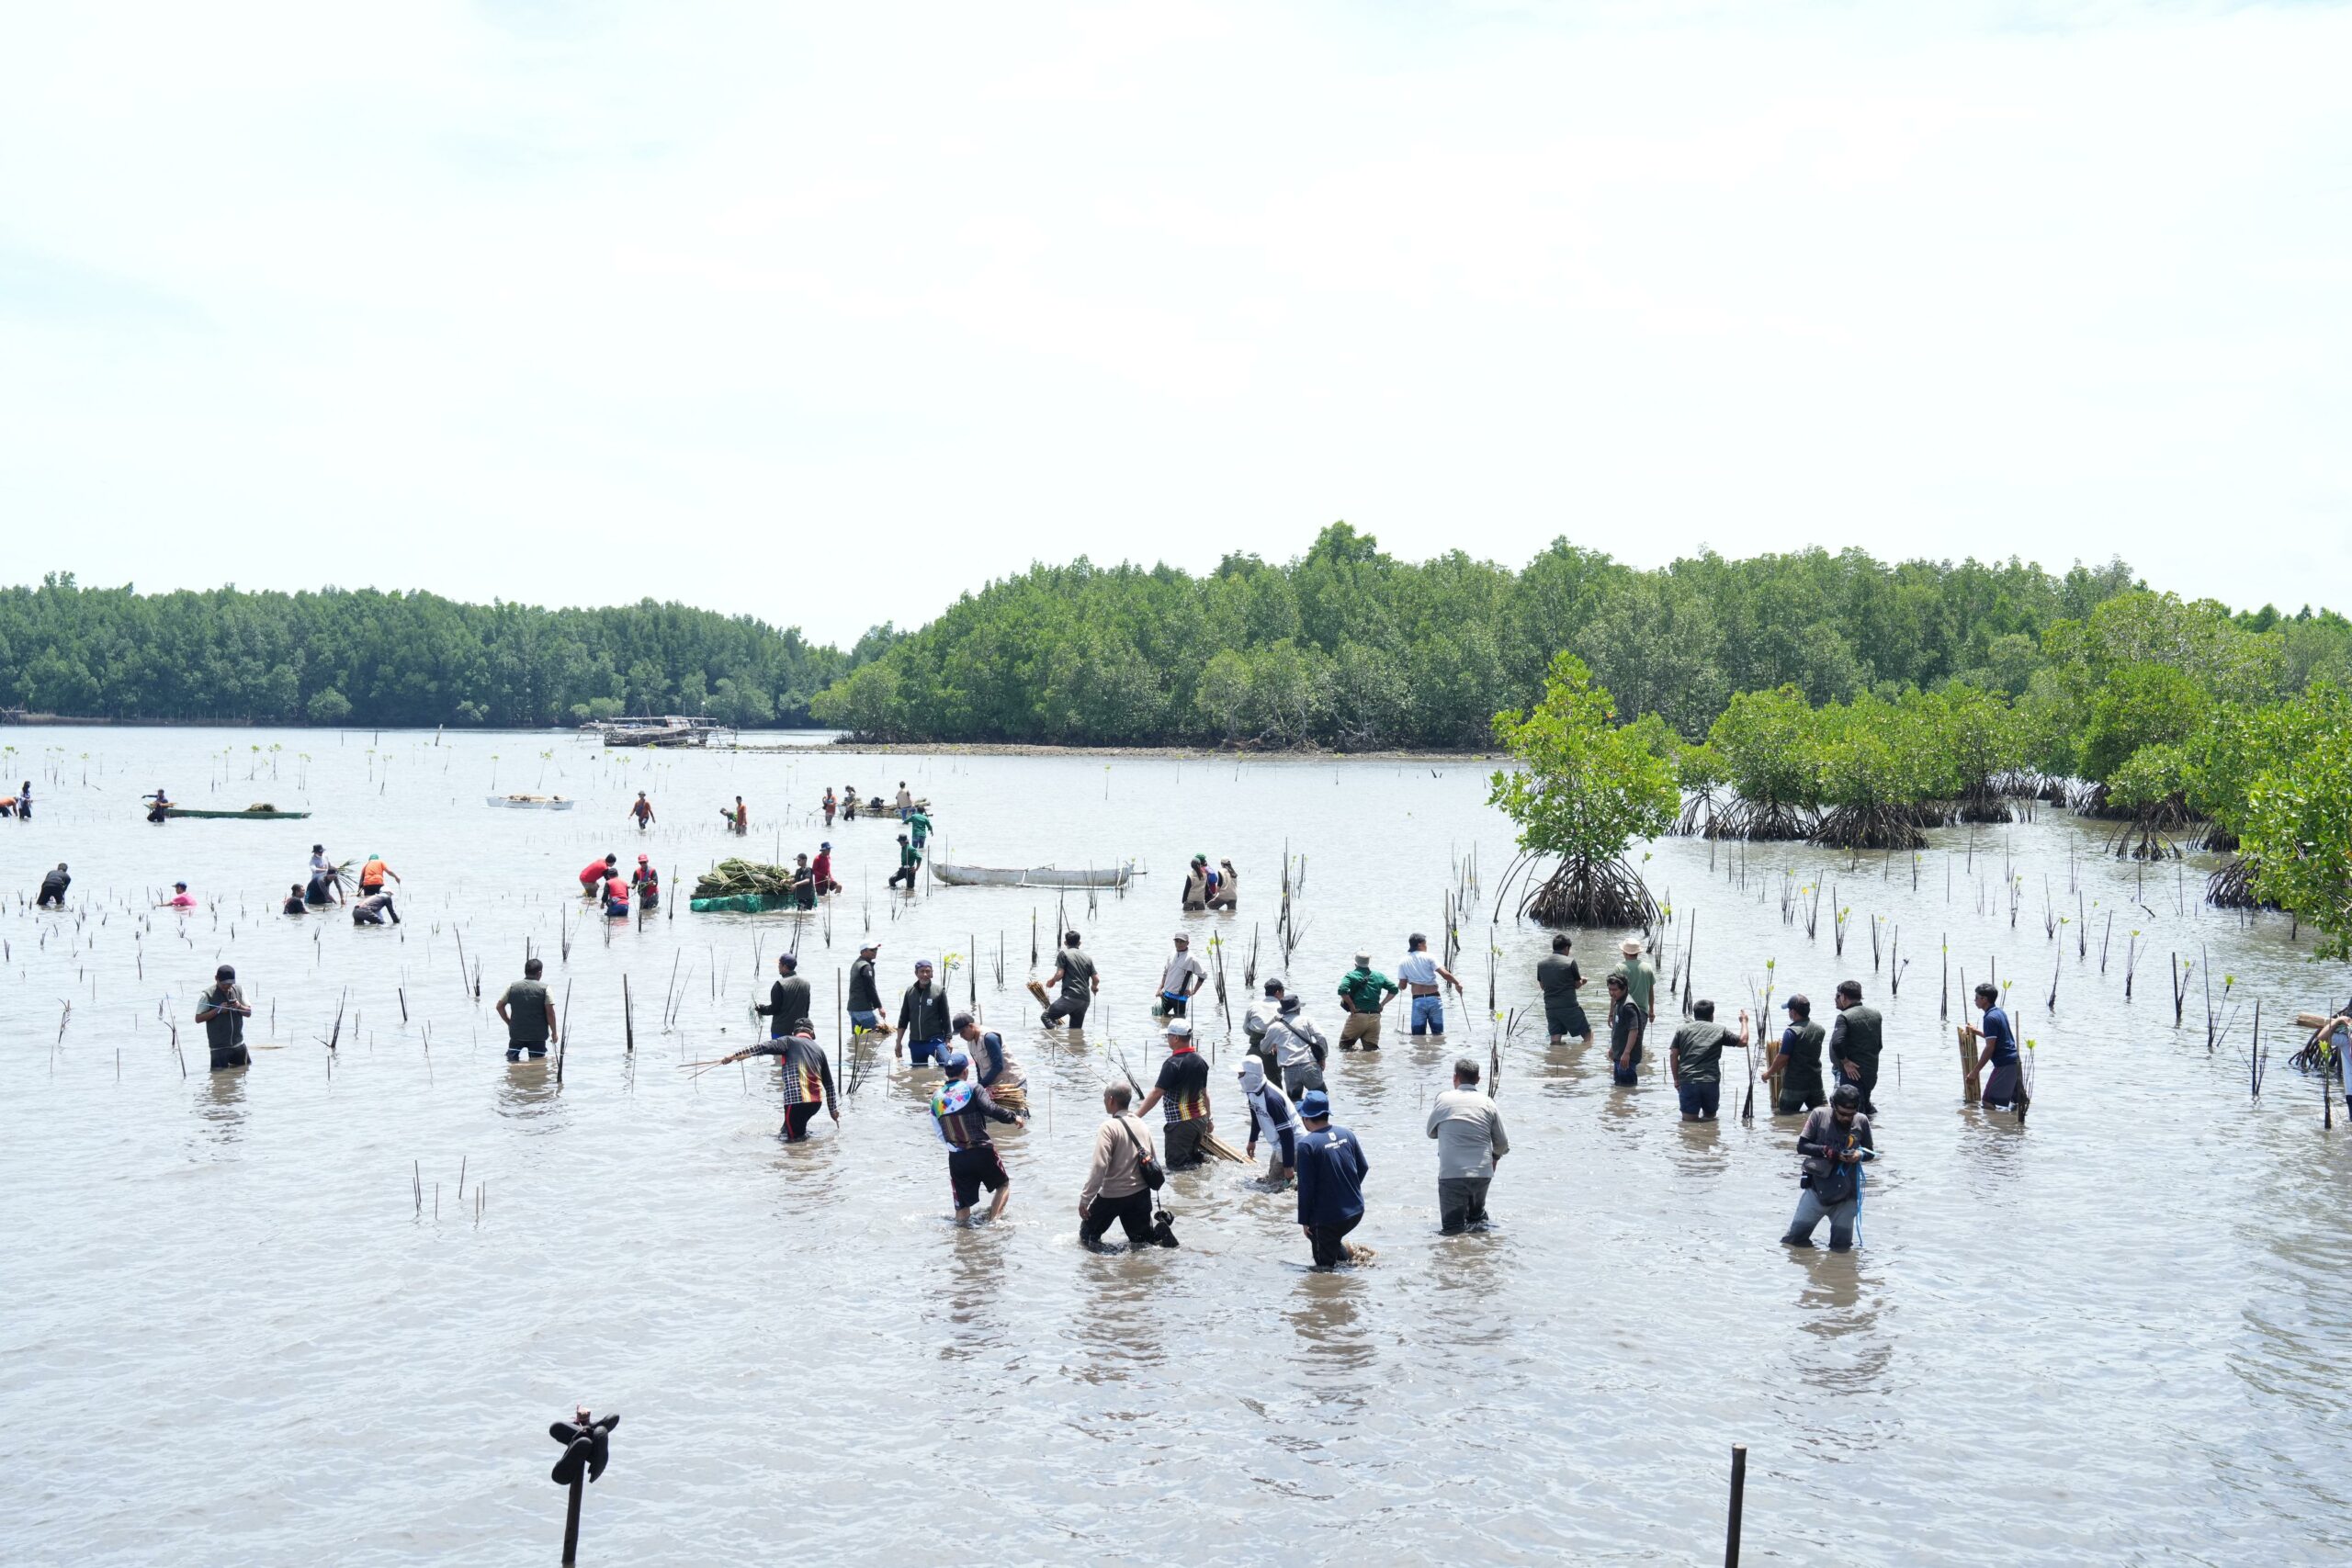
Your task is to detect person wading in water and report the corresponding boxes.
[196,964,252,1072]
[1770,994,1827,1115]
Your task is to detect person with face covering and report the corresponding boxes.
[1237,1055,1301,1185]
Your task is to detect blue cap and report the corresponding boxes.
[1298,1089,1330,1118]
[940,1051,970,1074]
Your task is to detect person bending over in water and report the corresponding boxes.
[352,890,400,925]
[38,863,70,908]
[1964,981,2028,1113]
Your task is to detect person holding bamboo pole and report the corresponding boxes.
[496,958,560,1062]
[954,1012,1028,1115]
[718,1023,838,1142]
[1963,981,2027,1112]
[1238,1055,1301,1186]
[1770,995,1826,1115]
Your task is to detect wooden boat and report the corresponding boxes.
[931,861,1135,890]
[599,716,732,749]
[486,794,576,810]
[155,805,311,820]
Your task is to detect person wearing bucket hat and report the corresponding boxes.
[1136,1018,1215,1168]
[1770,994,1827,1115]
[1608,937,1657,1020]
[195,963,252,1071]
[1155,932,1205,1020]
[1295,1089,1372,1267]
[896,959,952,1065]
[847,940,889,1034]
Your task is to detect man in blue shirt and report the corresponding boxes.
[1396,933,1464,1037]
[1965,981,2027,1112]
[1294,1089,1371,1268]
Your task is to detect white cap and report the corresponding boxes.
[1172,931,1190,942]
[1166,1019,1193,1038]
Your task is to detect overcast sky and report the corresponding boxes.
[2,1,2345,648]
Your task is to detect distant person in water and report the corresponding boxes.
[496,958,559,1062]
[812,842,839,895]
[163,881,196,909]
[196,964,252,1071]
[352,890,400,925]
[38,863,70,908]
[895,782,914,821]
[307,844,342,906]
[1605,973,1645,1087]
[1828,980,1884,1116]
[601,871,629,919]
[756,953,813,1039]
[822,788,837,826]
[282,883,307,916]
[12,779,28,819]
[144,788,173,823]
[1080,1083,1168,1252]
[629,792,656,830]
[356,852,399,900]
[631,855,660,909]
[842,787,859,821]
[896,959,952,1066]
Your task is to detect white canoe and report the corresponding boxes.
[931,861,1134,889]
[486,795,577,810]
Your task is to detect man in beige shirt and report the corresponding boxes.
[1080,1084,1166,1252]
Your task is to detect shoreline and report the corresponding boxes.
[726,739,1505,762]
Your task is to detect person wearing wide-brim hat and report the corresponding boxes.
[1608,936,1657,1021]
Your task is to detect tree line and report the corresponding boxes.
[0,575,862,728]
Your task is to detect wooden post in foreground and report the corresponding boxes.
[1724,1444,1747,1567]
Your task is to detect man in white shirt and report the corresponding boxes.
[1156,932,1206,1019]
[1397,932,1464,1036]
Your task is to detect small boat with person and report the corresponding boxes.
[150,803,311,821]
[487,794,577,810]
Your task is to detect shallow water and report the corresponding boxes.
[4,728,2348,1565]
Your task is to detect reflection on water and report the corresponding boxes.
[7,728,2350,1565]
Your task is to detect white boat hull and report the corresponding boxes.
[931,861,1133,889]
[487,795,577,811]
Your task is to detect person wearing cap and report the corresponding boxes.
[1667,1000,1748,1122]
[1041,930,1100,1029]
[497,957,560,1062]
[1243,979,1287,1064]
[811,842,839,896]
[722,1021,840,1141]
[1964,981,2027,1113]
[897,960,954,1066]
[1535,935,1591,1048]
[282,883,308,916]
[1608,937,1657,1021]
[1238,1055,1301,1185]
[352,888,401,925]
[787,854,818,910]
[628,791,656,830]
[1427,1058,1509,1234]
[578,853,617,900]
[1396,933,1463,1037]
[888,832,921,891]
[1604,973,1645,1087]
[195,964,253,1071]
[956,1011,1028,1114]
[756,954,813,1040]
[36,862,70,908]
[1295,1089,1371,1267]
[1080,1083,1169,1251]
[1336,955,1398,1051]
[1263,993,1330,1102]
[629,855,660,910]
[931,1049,1026,1224]
[1782,1084,1876,1250]
[162,881,198,910]
[1156,932,1206,1020]
[1770,994,1827,1115]
[1827,979,1884,1115]
[1135,1019,1215,1169]
[847,941,889,1033]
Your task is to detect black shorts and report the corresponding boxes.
[948,1145,1009,1209]
[1046,994,1091,1027]
[1544,996,1589,1038]
[1080,1189,1156,1248]
[1308,1212,1363,1268]
[209,1043,250,1072]
[782,1101,822,1140]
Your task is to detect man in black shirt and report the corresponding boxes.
[196,964,252,1071]
[897,959,953,1066]
[1135,1019,1215,1169]
[37,863,70,908]
[1535,934,1589,1047]
[496,958,559,1062]
[1828,980,1884,1115]
[847,941,888,1033]
[1770,993,1827,1114]
[756,953,812,1039]
[1041,930,1099,1029]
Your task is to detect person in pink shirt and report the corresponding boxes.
[163,881,197,909]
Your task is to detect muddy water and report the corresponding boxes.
[5,728,2349,1565]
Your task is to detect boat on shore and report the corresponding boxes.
[153,805,311,821]
[486,794,576,810]
[596,716,733,749]
[931,861,1136,889]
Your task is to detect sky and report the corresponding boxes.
[2,1,2346,649]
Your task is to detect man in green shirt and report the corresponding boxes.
[1609,937,1657,1019]
[1336,953,1399,1051]
[888,833,921,891]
